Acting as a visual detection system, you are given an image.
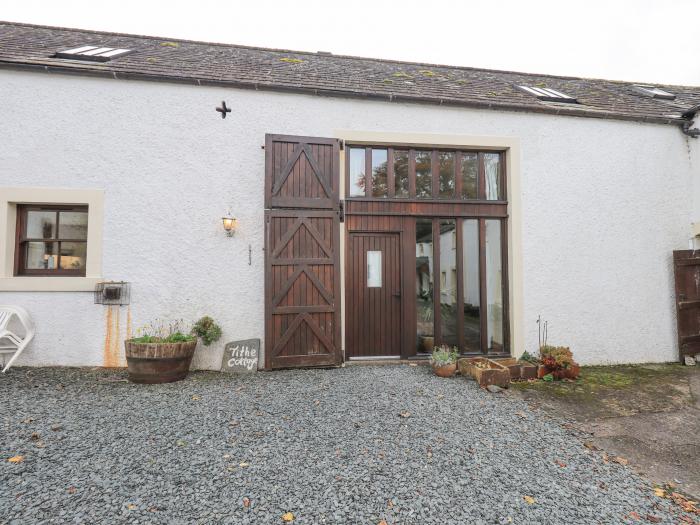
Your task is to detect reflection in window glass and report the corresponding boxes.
[439,219,458,347]
[349,147,366,197]
[26,241,58,269]
[367,250,382,287]
[371,149,388,198]
[438,152,455,198]
[59,242,87,270]
[484,153,501,200]
[462,220,480,351]
[394,150,409,198]
[26,211,56,239]
[416,219,434,352]
[415,151,432,198]
[58,211,88,240]
[461,153,478,199]
[485,220,504,351]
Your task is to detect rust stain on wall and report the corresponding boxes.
[126,306,132,341]
[104,306,113,367]
[103,305,122,368]
[113,305,121,366]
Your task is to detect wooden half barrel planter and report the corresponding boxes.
[124,340,197,384]
[458,357,510,388]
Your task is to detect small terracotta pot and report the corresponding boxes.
[434,362,457,378]
[554,363,580,380]
[570,363,581,379]
[539,363,581,380]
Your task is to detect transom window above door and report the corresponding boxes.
[346,146,504,201]
[15,205,89,276]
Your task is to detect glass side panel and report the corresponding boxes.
[371,149,388,198]
[462,219,480,351]
[25,241,58,270]
[416,219,434,352]
[461,153,478,199]
[394,150,409,198]
[348,147,366,197]
[415,151,432,198]
[438,152,455,198]
[26,211,56,239]
[485,219,504,351]
[59,242,87,270]
[58,211,88,240]
[439,219,458,347]
[366,250,382,287]
[484,153,501,200]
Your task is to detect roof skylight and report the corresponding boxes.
[518,85,577,103]
[55,45,132,62]
[632,85,676,100]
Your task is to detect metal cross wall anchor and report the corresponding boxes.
[216,101,231,119]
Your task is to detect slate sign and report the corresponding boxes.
[221,339,260,373]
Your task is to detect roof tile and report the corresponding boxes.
[1,21,699,124]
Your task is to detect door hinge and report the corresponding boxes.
[339,139,344,151]
[339,200,345,222]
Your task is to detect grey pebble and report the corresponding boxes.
[0,366,693,524]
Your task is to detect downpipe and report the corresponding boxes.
[681,105,700,138]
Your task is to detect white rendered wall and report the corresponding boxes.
[690,113,700,236]
[0,69,696,367]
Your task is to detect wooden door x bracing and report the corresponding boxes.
[264,134,342,369]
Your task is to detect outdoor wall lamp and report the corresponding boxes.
[222,211,238,236]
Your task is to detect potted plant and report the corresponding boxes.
[418,303,434,352]
[538,345,580,380]
[124,317,222,384]
[533,316,579,381]
[518,351,540,379]
[430,345,459,377]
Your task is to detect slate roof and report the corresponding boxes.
[1,21,699,126]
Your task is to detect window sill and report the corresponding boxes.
[0,276,101,292]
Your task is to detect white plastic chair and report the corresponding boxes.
[0,306,35,373]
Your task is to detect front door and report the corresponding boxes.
[346,233,402,358]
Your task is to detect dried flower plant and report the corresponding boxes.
[131,318,194,344]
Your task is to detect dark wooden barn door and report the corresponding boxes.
[673,250,700,362]
[264,135,342,369]
[346,233,402,358]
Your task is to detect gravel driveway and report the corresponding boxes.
[1,365,695,524]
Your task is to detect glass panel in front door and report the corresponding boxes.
[367,250,382,287]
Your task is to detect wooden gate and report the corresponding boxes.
[673,250,700,362]
[264,135,342,369]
